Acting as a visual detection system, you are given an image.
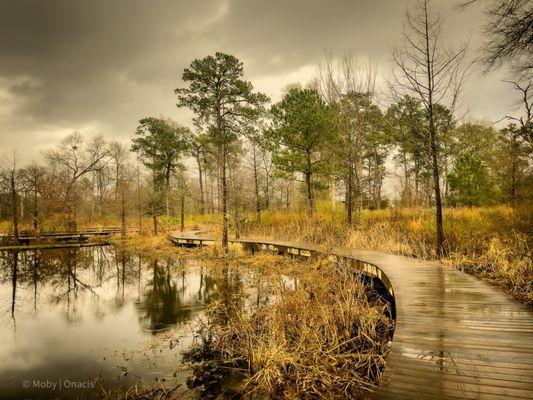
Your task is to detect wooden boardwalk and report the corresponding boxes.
[0,227,137,249]
[170,232,533,399]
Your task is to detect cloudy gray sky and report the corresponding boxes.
[0,0,520,162]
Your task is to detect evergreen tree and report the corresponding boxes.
[266,88,335,215]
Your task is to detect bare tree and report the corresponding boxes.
[314,54,379,225]
[136,163,143,232]
[260,148,274,210]
[460,0,532,79]
[501,79,533,144]
[392,0,469,257]
[110,141,128,202]
[242,125,265,223]
[21,162,48,236]
[92,163,112,217]
[0,151,20,243]
[188,129,210,215]
[45,132,111,231]
[116,162,133,237]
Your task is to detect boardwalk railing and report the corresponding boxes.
[170,231,533,400]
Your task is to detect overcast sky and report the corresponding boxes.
[0,0,521,162]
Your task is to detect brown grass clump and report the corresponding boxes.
[109,232,214,261]
[190,258,393,399]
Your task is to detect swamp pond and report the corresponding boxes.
[0,244,279,399]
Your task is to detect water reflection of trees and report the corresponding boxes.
[209,264,245,326]
[0,247,234,336]
[0,247,144,324]
[137,258,215,334]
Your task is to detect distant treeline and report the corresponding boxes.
[1,0,531,257]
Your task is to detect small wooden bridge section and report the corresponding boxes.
[0,227,136,249]
[170,232,533,399]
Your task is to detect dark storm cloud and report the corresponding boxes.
[212,0,407,72]
[0,1,220,135]
[0,0,514,160]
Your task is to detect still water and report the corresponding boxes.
[0,245,254,399]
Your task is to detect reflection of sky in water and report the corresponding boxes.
[0,247,220,399]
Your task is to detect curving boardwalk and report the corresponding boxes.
[170,232,533,399]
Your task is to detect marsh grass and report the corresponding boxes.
[4,204,530,304]
[235,205,532,306]
[109,232,215,261]
[186,255,393,399]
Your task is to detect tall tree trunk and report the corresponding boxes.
[180,188,185,233]
[252,145,261,223]
[165,181,170,217]
[346,168,353,226]
[99,186,104,217]
[204,168,211,214]
[90,175,96,217]
[305,149,313,215]
[10,171,19,243]
[152,175,158,235]
[220,143,228,251]
[115,163,120,202]
[33,187,39,239]
[427,98,446,257]
[285,182,291,210]
[402,151,409,206]
[209,172,215,214]
[152,207,158,235]
[120,188,126,238]
[431,136,445,257]
[137,167,143,232]
[424,2,445,258]
[264,169,270,210]
[68,173,78,233]
[510,132,517,204]
[414,162,420,206]
[197,156,205,214]
[20,195,24,219]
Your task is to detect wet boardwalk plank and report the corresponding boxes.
[170,232,533,399]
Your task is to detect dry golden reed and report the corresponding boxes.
[233,205,532,306]
[196,256,393,399]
